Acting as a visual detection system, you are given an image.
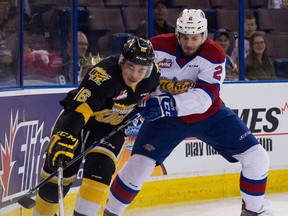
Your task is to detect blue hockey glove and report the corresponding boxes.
[140,92,177,121]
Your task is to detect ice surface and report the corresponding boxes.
[124,193,288,216]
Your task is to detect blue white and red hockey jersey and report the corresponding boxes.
[150,33,226,123]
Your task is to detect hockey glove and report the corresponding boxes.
[140,92,177,121]
[46,131,79,170]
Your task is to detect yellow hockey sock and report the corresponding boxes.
[33,194,58,216]
[78,178,109,205]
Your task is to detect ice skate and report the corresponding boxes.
[103,208,118,216]
[241,208,275,216]
[241,200,275,216]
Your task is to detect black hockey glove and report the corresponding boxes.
[139,92,177,121]
[46,131,79,170]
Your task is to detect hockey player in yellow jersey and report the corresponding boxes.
[32,36,160,216]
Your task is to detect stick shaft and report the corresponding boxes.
[58,161,64,216]
[24,111,143,195]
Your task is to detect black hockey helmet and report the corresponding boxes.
[121,36,155,66]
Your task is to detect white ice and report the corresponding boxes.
[124,192,288,216]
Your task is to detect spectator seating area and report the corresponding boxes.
[27,0,288,78]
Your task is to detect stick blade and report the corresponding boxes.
[17,195,36,209]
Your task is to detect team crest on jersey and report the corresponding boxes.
[143,143,155,152]
[112,102,134,112]
[113,90,128,100]
[158,58,173,68]
[92,103,135,125]
[159,77,195,95]
[89,67,111,85]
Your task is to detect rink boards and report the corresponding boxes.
[0,82,288,215]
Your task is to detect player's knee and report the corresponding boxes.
[241,144,269,178]
[83,153,115,185]
[244,145,269,168]
[118,154,156,186]
[38,182,71,203]
[129,154,156,169]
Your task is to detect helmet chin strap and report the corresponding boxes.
[201,30,208,44]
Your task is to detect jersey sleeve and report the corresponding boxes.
[55,60,116,135]
[174,77,223,116]
[71,63,116,118]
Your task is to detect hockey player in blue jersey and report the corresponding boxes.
[103,9,274,216]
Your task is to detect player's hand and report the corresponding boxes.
[140,92,177,121]
[46,131,79,170]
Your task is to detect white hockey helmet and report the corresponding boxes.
[176,9,208,43]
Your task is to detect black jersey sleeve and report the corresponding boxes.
[56,57,120,134]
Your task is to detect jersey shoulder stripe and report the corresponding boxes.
[198,38,226,63]
[150,33,177,54]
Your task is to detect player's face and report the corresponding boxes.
[214,34,230,52]
[178,33,203,57]
[121,60,148,87]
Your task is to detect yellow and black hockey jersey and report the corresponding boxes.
[57,55,160,135]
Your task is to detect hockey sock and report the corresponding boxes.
[105,154,156,215]
[74,178,109,215]
[32,194,58,216]
[233,144,269,213]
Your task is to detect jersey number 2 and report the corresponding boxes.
[213,65,223,81]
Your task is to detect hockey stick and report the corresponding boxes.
[17,110,145,209]
[57,161,65,216]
